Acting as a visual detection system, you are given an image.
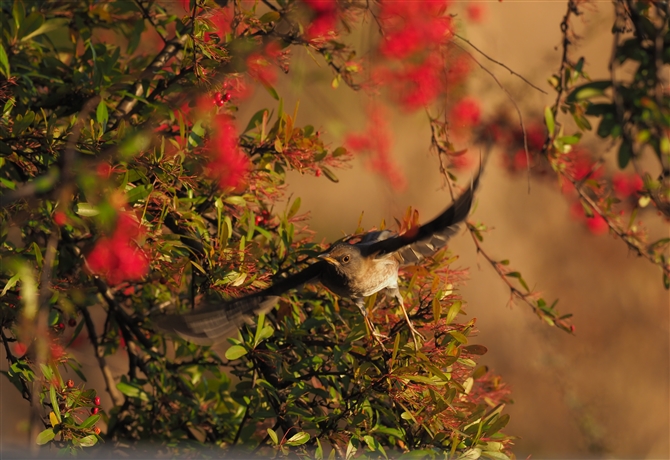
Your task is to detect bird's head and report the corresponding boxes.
[318,243,364,277]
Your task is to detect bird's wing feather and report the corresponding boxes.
[153,261,326,343]
[363,169,481,265]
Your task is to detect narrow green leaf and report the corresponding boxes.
[96,100,108,128]
[544,106,555,138]
[321,166,339,183]
[0,44,9,77]
[267,427,278,445]
[50,385,61,422]
[287,197,301,219]
[79,414,100,429]
[1,273,20,297]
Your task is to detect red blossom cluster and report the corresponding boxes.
[207,116,250,190]
[302,0,338,40]
[345,106,407,190]
[612,172,643,199]
[378,0,452,59]
[203,7,232,42]
[86,213,149,285]
[449,97,481,131]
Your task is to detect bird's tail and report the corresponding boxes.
[153,295,281,345]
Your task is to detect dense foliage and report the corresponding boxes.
[0,0,667,458]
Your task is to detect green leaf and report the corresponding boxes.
[116,382,148,401]
[566,80,612,102]
[74,203,99,217]
[21,18,68,41]
[225,345,248,360]
[50,385,61,422]
[262,82,279,100]
[286,431,310,446]
[244,109,269,133]
[544,106,555,138]
[79,414,100,429]
[618,141,632,168]
[287,197,301,219]
[126,184,152,204]
[259,11,280,23]
[331,146,347,157]
[78,434,98,447]
[1,273,20,297]
[463,344,488,355]
[0,44,9,77]
[445,301,461,325]
[36,428,55,445]
[96,100,108,128]
[449,331,468,344]
[267,427,279,445]
[321,166,339,183]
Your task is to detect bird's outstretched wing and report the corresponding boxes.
[154,261,327,343]
[363,168,482,265]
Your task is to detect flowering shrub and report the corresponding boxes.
[0,0,667,457]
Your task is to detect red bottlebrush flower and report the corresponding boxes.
[305,11,338,40]
[207,116,250,190]
[586,214,608,235]
[345,106,407,190]
[179,0,190,11]
[569,200,586,221]
[399,59,442,109]
[54,211,67,227]
[526,123,546,151]
[49,342,65,361]
[450,97,481,128]
[513,149,530,171]
[303,0,337,14]
[97,163,112,179]
[612,172,643,198]
[86,213,149,286]
[466,4,486,23]
[381,27,423,59]
[246,53,276,85]
[446,55,471,86]
[13,342,27,356]
[209,7,232,38]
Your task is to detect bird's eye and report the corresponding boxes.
[342,255,351,263]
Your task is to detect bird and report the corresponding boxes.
[155,167,482,345]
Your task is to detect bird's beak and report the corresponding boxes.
[318,254,338,265]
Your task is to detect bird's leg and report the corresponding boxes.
[388,287,425,343]
[355,299,386,347]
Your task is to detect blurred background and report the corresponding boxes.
[2,1,668,458]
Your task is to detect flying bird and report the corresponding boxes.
[156,169,482,345]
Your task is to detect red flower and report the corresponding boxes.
[13,342,27,356]
[466,4,486,23]
[54,211,67,227]
[86,213,149,286]
[613,172,643,198]
[207,116,250,190]
[345,106,406,190]
[246,54,276,85]
[450,97,481,128]
[209,7,232,38]
[586,214,608,235]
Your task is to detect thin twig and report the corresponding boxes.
[80,307,125,406]
[454,34,547,95]
[452,41,531,193]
